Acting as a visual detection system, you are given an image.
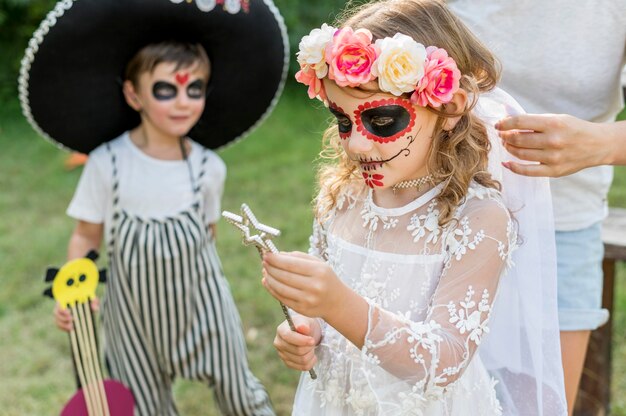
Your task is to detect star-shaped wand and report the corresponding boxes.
[222,204,317,379]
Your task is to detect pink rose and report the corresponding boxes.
[411,46,461,107]
[326,27,379,88]
[295,65,327,102]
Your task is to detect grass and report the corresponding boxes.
[0,91,624,415]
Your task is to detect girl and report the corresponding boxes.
[19,1,288,414]
[262,0,566,414]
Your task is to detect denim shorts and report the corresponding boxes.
[556,221,610,331]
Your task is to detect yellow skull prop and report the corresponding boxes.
[52,257,99,309]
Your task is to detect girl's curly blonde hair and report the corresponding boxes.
[315,0,501,226]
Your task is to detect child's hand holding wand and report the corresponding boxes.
[262,251,369,354]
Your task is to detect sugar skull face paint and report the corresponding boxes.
[175,71,190,85]
[128,61,208,138]
[362,172,384,188]
[323,79,437,191]
[354,98,416,143]
[152,79,206,101]
[328,101,352,139]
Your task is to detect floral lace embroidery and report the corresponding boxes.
[444,216,487,262]
[352,260,399,308]
[407,200,441,244]
[447,286,491,345]
[361,205,399,232]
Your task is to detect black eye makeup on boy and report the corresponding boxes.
[186,80,205,99]
[151,79,206,101]
[152,81,177,100]
[354,98,416,143]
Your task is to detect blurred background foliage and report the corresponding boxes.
[0,0,350,100]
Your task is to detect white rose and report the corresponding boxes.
[296,23,336,78]
[373,34,427,96]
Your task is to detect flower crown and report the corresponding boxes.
[295,24,461,108]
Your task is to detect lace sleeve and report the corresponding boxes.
[308,219,329,261]
[362,197,516,391]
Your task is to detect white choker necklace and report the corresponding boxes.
[391,174,433,193]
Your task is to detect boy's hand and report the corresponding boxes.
[273,315,320,371]
[262,251,346,320]
[53,297,100,332]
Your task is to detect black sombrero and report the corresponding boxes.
[19,0,288,153]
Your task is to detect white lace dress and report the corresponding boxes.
[292,181,518,416]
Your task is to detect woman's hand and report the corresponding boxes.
[54,297,100,332]
[273,315,321,371]
[496,113,618,177]
[262,251,346,320]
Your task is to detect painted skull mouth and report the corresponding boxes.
[359,157,384,171]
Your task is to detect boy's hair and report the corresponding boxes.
[316,0,501,226]
[124,41,211,86]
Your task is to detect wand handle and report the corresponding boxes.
[257,243,317,380]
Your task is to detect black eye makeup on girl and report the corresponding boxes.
[354,98,416,143]
[328,101,352,139]
[151,79,206,101]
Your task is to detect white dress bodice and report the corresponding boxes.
[293,181,517,415]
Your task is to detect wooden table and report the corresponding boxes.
[574,208,626,415]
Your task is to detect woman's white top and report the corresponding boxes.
[67,132,226,242]
[293,181,517,415]
[449,0,626,230]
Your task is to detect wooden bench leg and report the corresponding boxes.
[573,259,615,416]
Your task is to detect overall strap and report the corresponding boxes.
[180,138,210,225]
[179,137,196,197]
[179,138,209,197]
[105,142,121,257]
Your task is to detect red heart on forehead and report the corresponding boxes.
[175,72,189,85]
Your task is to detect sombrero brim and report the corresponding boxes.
[19,0,289,153]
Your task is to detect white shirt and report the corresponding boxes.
[67,132,226,242]
[449,0,626,230]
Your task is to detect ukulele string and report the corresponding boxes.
[70,303,97,415]
[75,302,102,415]
[83,300,110,416]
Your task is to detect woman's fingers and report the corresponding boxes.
[501,161,551,177]
[495,114,552,133]
[499,130,546,150]
[503,143,548,163]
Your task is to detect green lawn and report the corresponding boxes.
[0,91,624,415]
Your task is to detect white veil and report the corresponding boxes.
[475,88,567,415]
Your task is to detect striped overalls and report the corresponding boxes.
[101,144,274,415]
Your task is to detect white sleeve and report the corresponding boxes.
[361,199,516,392]
[202,152,227,224]
[308,219,328,261]
[66,150,110,224]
